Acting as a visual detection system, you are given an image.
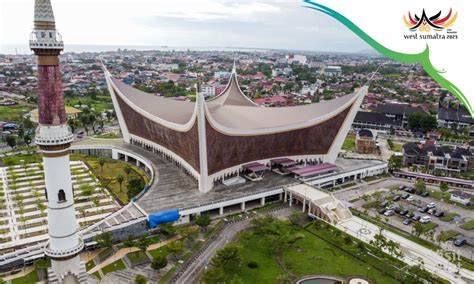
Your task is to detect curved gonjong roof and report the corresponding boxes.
[106,67,366,135]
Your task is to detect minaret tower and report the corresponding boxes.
[30,1,86,283]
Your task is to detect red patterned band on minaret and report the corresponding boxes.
[37,64,67,125]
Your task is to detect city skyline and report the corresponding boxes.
[0,0,372,54]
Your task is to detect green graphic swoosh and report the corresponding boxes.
[303,0,472,116]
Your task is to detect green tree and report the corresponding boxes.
[414,179,426,195]
[412,223,424,237]
[23,134,32,147]
[116,174,125,192]
[408,112,437,132]
[124,164,132,179]
[137,235,150,253]
[440,183,449,192]
[168,240,183,260]
[6,134,17,150]
[388,155,403,171]
[98,157,106,172]
[159,222,176,236]
[151,255,167,271]
[202,267,225,283]
[134,274,147,284]
[195,214,211,232]
[210,245,242,272]
[127,177,145,200]
[94,231,114,251]
[123,234,136,252]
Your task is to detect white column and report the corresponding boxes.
[219,207,224,215]
[302,198,306,212]
[125,155,129,162]
[241,202,246,211]
[284,190,287,202]
[289,192,293,207]
[279,193,283,201]
[196,92,210,193]
[260,197,265,206]
[136,160,140,167]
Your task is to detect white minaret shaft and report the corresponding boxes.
[30,0,86,283]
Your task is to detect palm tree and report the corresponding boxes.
[116,174,125,192]
[98,157,106,172]
[124,164,132,179]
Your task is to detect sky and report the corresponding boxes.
[0,0,372,54]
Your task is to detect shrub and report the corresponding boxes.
[247,261,258,269]
[134,274,147,284]
[151,255,167,271]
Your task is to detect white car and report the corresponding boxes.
[427,202,436,209]
[407,196,415,202]
[420,216,431,224]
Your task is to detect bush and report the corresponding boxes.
[151,255,168,271]
[247,261,258,269]
[134,274,147,284]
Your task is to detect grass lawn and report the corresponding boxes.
[73,154,147,204]
[94,132,119,139]
[65,95,113,113]
[149,247,169,259]
[217,221,402,284]
[0,103,35,122]
[437,230,460,242]
[460,220,474,230]
[342,135,356,150]
[420,222,438,233]
[392,142,403,152]
[2,153,41,166]
[101,259,126,275]
[85,260,96,271]
[429,191,451,201]
[11,270,39,284]
[440,212,460,222]
[127,251,150,265]
[92,271,102,280]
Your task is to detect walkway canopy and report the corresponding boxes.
[290,163,338,178]
[243,162,270,172]
[271,158,298,168]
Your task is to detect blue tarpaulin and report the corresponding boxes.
[148,209,180,228]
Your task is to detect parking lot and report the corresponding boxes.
[343,179,474,260]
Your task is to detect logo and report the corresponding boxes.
[403,8,457,32]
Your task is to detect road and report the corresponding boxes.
[173,207,295,284]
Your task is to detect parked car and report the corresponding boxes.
[379,201,389,208]
[406,212,414,218]
[398,185,406,191]
[412,215,421,221]
[378,208,388,214]
[400,209,409,215]
[384,210,395,216]
[393,195,401,202]
[418,207,429,213]
[77,134,83,139]
[403,218,412,225]
[386,204,395,210]
[427,202,436,209]
[402,193,411,199]
[405,187,415,193]
[407,196,415,202]
[394,207,401,214]
[454,237,467,247]
[420,216,431,224]
[434,210,445,217]
[428,208,436,215]
[420,191,430,197]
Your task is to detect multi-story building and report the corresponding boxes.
[403,142,473,172]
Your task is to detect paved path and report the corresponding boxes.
[88,235,181,274]
[338,217,474,283]
[173,207,295,284]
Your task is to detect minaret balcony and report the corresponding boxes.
[35,124,74,146]
[29,30,63,50]
[44,238,84,258]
